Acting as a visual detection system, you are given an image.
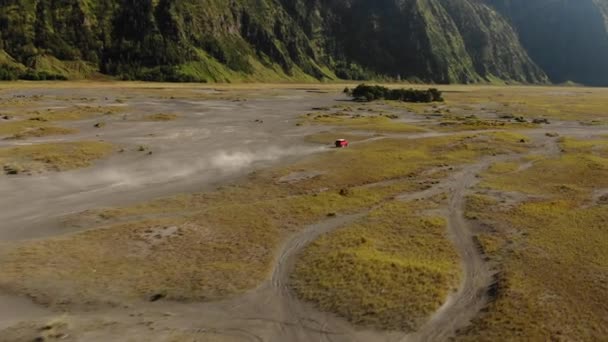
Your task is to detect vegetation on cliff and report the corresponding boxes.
[0,0,605,84]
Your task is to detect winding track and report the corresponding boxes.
[403,160,496,341]
[130,155,511,342]
[182,135,564,342]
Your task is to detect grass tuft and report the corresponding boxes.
[146,113,179,121]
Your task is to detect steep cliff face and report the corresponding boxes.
[279,0,547,83]
[443,0,547,83]
[487,0,608,85]
[0,0,579,84]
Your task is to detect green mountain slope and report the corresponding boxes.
[0,0,590,84]
[486,0,608,86]
[443,0,547,83]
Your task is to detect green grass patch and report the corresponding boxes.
[291,200,459,331]
[27,55,97,80]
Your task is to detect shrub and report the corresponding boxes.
[0,66,21,80]
[19,70,68,81]
[351,84,443,103]
[334,62,370,80]
[124,66,206,83]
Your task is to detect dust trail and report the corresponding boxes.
[0,145,327,239]
[210,146,326,171]
[2,145,327,190]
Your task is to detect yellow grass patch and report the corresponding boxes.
[291,200,460,331]
[436,118,535,131]
[302,112,425,133]
[0,105,123,139]
[6,126,77,140]
[560,137,608,157]
[32,106,125,121]
[463,199,608,341]
[145,113,179,121]
[486,161,520,174]
[438,86,608,123]
[0,141,114,174]
[0,119,49,137]
[479,153,608,200]
[461,144,608,340]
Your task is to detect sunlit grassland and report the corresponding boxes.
[0,119,76,139]
[290,200,459,331]
[560,136,608,157]
[0,82,605,336]
[0,141,114,174]
[0,98,125,120]
[460,137,608,340]
[486,161,520,174]
[6,126,77,140]
[145,113,179,121]
[0,132,527,306]
[480,152,608,200]
[435,118,536,132]
[381,85,608,124]
[0,167,419,305]
[0,106,125,139]
[300,112,426,133]
[29,105,125,121]
[3,82,605,123]
[440,87,608,123]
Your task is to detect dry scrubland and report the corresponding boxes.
[0,104,124,139]
[390,85,608,121]
[0,83,607,340]
[0,99,119,174]
[461,136,608,340]
[0,131,525,309]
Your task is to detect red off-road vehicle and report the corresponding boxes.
[335,139,349,148]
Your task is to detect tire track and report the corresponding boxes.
[402,160,497,342]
